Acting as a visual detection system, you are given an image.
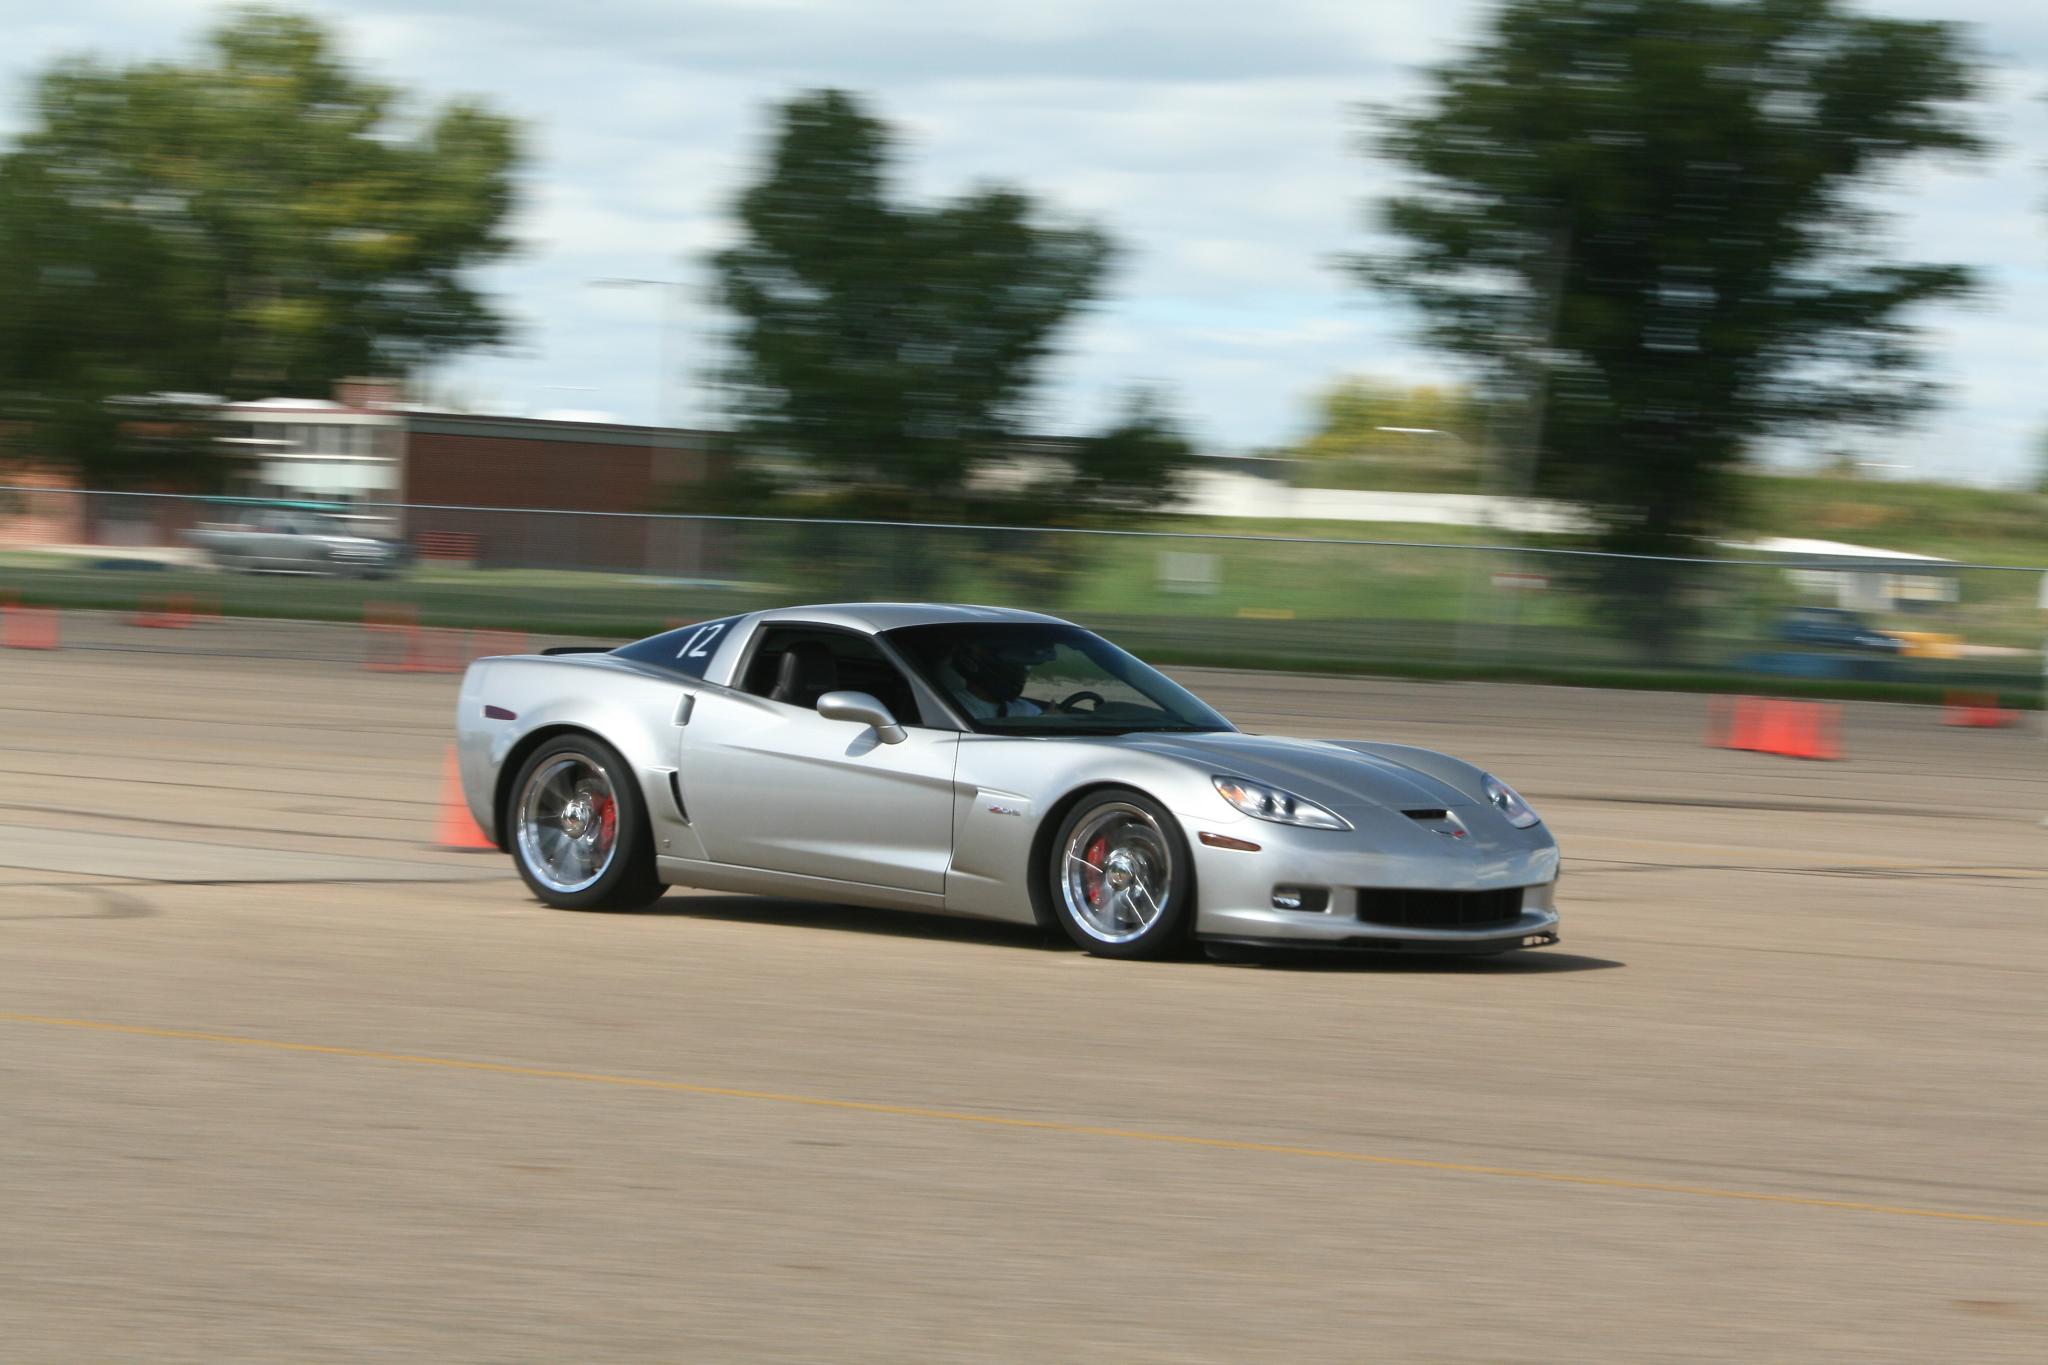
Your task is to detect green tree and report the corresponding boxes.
[1043,389,1196,523]
[1360,0,1984,638]
[0,6,521,485]
[715,89,1118,528]
[1292,376,1488,491]
[955,389,1196,608]
[1076,390,1195,517]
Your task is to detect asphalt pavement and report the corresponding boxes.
[2,618,2044,1362]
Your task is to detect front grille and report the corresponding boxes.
[1356,886,1524,929]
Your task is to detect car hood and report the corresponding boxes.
[1117,731,1477,814]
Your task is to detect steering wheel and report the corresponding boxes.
[1055,690,1105,714]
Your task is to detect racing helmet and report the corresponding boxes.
[950,641,1031,702]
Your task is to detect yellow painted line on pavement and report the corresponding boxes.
[5,1009,2042,1231]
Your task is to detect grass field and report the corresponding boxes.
[4,468,2039,703]
[3,524,2038,706]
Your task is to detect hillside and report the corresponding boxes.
[1726,473,2047,566]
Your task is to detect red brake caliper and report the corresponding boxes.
[593,794,617,848]
[1083,835,1109,908]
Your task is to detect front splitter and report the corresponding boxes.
[1201,930,1560,957]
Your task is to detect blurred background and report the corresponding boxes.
[0,0,2042,701]
[4,6,2047,1362]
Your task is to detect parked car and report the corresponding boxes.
[184,507,413,579]
[1774,607,1907,655]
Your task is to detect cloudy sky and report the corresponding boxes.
[6,1,2046,486]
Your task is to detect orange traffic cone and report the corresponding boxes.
[1752,699,1787,755]
[1944,691,2016,728]
[365,602,419,672]
[1741,696,1774,752]
[435,748,495,851]
[132,593,196,628]
[1790,701,1841,760]
[404,628,468,674]
[1719,697,1841,760]
[1723,696,1761,751]
[2,601,60,650]
[1768,701,1800,758]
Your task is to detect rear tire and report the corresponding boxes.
[1045,788,1193,959]
[507,735,666,912]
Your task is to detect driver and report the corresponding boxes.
[942,642,1044,720]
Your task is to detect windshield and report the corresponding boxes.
[885,622,1232,735]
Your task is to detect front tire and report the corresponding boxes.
[1046,788,1193,959]
[507,735,665,912]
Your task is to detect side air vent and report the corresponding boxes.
[668,771,689,822]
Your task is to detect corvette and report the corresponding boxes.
[454,603,1561,958]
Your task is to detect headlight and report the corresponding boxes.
[1483,773,1540,829]
[1212,775,1351,830]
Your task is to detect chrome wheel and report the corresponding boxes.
[1060,801,1173,945]
[515,751,620,895]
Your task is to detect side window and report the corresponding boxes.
[611,615,740,680]
[740,626,922,723]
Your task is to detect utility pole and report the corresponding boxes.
[588,276,687,429]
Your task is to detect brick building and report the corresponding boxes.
[399,412,718,572]
[208,380,724,572]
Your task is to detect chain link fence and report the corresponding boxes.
[3,486,2042,697]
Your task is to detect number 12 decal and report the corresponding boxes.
[676,621,727,659]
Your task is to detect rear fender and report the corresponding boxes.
[458,657,693,851]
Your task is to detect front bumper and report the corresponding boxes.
[1186,817,1561,952]
[1196,896,1548,949]
[1200,909,1560,954]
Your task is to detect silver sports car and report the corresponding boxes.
[454,603,1561,959]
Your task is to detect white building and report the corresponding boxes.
[213,378,407,505]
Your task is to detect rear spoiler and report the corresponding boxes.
[539,645,616,656]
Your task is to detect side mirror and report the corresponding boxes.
[816,690,908,745]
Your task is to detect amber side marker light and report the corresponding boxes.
[1198,831,1261,852]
